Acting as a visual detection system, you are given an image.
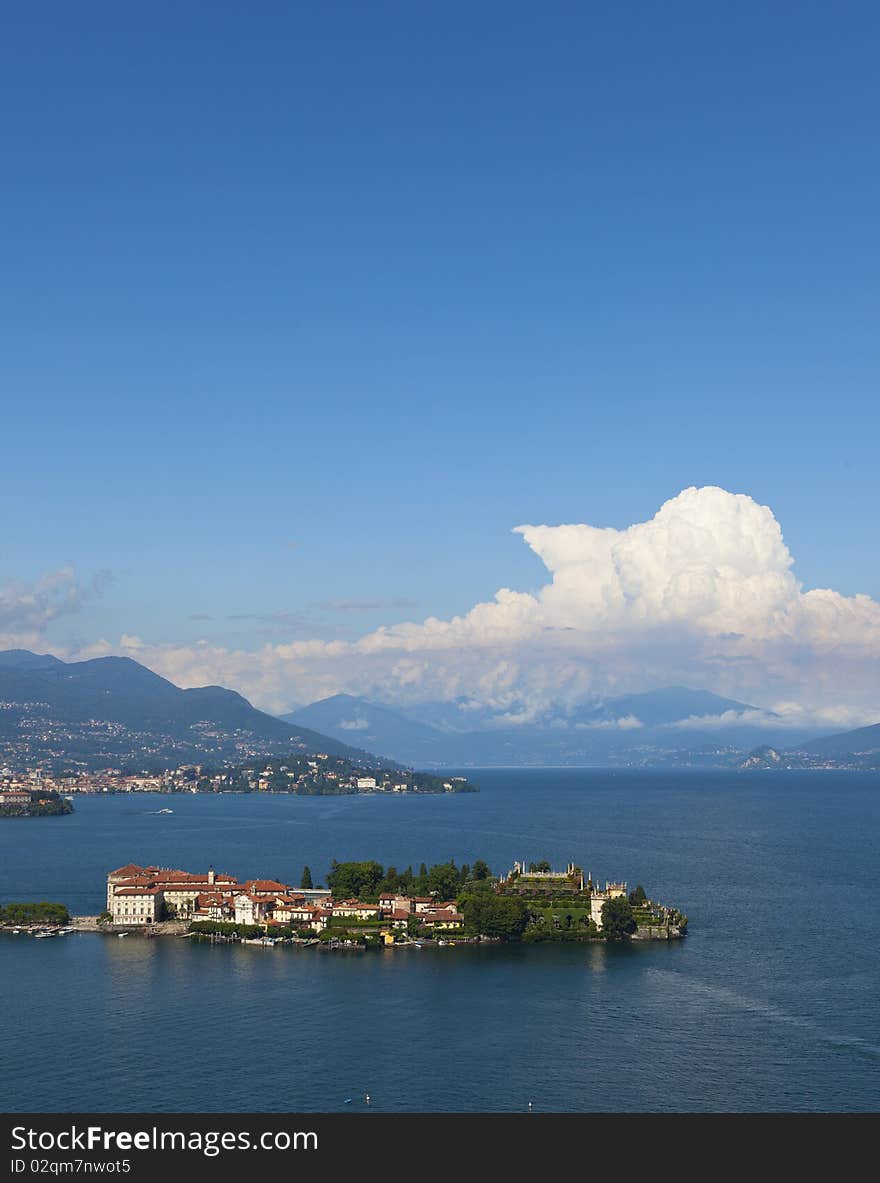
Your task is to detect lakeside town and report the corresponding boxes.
[1,858,688,946]
[0,701,297,772]
[0,754,478,806]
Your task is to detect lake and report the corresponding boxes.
[1,769,878,1112]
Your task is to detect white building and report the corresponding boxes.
[111,886,164,925]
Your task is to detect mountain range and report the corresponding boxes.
[0,649,376,770]
[2,648,876,772]
[801,722,880,756]
[283,686,837,767]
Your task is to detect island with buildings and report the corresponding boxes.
[95,857,687,945]
[0,783,73,818]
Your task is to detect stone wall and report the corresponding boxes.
[632,924,685,941]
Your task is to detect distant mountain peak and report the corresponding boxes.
[801,721,880,756]
[574,686,761,728]
[0,649,380,770]
[0,649,65,671]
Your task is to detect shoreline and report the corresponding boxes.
[2,916,686,946]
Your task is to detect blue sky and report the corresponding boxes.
[2,3,879,717]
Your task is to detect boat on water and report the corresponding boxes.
[155,808,174,815]
[34,931,56,939]
[117,932,128,938]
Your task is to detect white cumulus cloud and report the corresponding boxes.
[70,487,880,722]
[576,715,645,731]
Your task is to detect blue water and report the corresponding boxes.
[1,769,879,1112]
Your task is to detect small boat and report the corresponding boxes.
[35,931,56,939]
[117,932,128,938]
[156,808,174,815]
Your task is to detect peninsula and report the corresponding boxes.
[95,858,686,945]
[9,755,478,797]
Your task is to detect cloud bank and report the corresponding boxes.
[70,486,880,725]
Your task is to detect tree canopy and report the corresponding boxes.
[0,901,70,926]
[426,861,459,900]
[327,860,385,900]
[327,858,497,901]
[601,896,637,940]
[460,893,528,940]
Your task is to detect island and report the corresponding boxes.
[0,786,73,818]
[90,858,687,946]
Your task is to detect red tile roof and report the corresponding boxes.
[114,875,156,888]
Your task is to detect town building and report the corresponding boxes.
[0,789,32,806]
[106,862,469,934]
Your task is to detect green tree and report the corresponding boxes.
[471,859,491,881]
[378,866,401,895]
[601,896,637,940]
[326,860,385,900]
[301,866,313,889]
[628,884,647,906]
[460,894,528,940]
[426,861,459,900]
[0,901,71,926]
